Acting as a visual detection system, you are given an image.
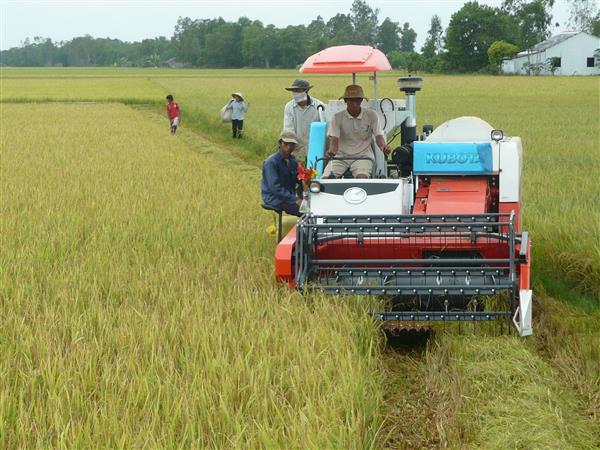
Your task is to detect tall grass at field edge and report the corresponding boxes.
[535,273,599,312]
[535,296,600,421]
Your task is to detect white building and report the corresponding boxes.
[502,31,600,76]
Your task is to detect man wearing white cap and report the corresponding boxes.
[261,130,303,216]
[325,84,390,178]
[283,79,325,162]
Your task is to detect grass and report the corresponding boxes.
[423,333,599,449]
[378,320,600,449]
[1,68,599,448]
[535,296,600,423]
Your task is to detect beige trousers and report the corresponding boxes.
[323,158,373,178]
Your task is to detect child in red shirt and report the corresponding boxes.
[166,94,180,134]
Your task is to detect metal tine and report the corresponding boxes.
[472,299,478,334]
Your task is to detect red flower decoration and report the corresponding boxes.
[297,162,318,182]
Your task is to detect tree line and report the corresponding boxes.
[2,0,598,73]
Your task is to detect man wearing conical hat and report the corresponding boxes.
[283,78,325,163]
[324,84,390,178]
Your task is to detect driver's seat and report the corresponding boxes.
[370,136,387,178]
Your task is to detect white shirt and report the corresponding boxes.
[328,108,383,157]
[228,100,248,120]
[282,96,325,148]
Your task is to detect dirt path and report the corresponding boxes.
[379,347,439,449]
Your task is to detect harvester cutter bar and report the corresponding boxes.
[312,213,513,233]
[311,286,511,296]
[309,266,514,296]
[310,258,512,264]
[375,311,512,322]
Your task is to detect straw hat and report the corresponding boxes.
[232,92,244,100]
[341,84,367,100]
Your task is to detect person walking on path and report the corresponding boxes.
[226,92,249,138]
[261,131,302,216]
[282,79,324,163]
[166,94,180,134]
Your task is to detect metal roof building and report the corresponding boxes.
[502,31,600,75]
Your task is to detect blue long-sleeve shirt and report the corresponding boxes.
[261,150,299,208]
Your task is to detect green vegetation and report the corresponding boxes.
[5,0,596,73]
[487,40,520,73]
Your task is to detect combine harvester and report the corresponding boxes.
[273,46,532,336]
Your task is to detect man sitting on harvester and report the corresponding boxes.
[324,84,391,178]
[261,131,303,216]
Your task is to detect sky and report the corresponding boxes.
[1,0,573,51]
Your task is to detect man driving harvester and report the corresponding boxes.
[324,84,390,178]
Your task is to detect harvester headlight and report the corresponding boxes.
[309,181,321,193]
[491,129,504,141]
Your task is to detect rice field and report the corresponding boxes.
[3,68,597,295]
[1,102,385,447]
[1,68,599,448]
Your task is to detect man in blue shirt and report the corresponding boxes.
[261,131,302,216]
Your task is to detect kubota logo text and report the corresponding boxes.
[426,152,482,164]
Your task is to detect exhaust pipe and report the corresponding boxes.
[398,76,422,145]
